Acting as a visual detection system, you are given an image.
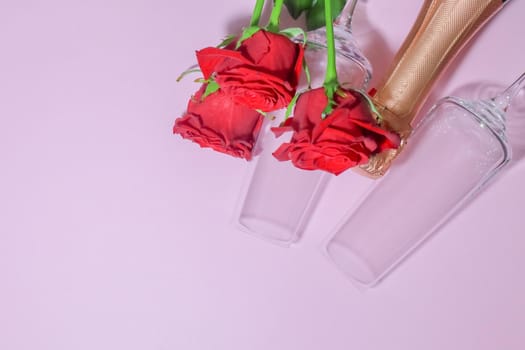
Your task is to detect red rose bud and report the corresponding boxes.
[173,85,264,160]
[272,87,400,175]
[196,30,304,112]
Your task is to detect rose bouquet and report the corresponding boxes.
[174,0,400,175]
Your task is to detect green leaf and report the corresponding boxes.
[176,67,201,82]
[202,80,220,99]
[279,27,307,45]
[217,34,236,48]
[235,26,261,49]
[255,109,276,120]
[322,80,339,117]
[306,0,346,31]
[335,88,348,98]
[359,89,384,122]
[303,58,311,89]
[285,92,301,120]
[283,0,315,19]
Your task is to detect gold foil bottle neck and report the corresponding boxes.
[359,0,503,178]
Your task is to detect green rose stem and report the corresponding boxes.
[323,0,339,116]
[250,0,265,27]
[267,0,284,32]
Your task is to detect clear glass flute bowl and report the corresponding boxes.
[304,4,372,90]
[234,0,372,246]
[324,73,525,286]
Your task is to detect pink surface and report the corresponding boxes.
[1,0,524,349]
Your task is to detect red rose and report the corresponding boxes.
[272,87,400,175]
[196,30,304,112]
[173,85,264,160]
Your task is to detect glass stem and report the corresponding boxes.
[267,0,284,32]
[334,0,359,29]
[249,0,265,27]
[492,72,525,112]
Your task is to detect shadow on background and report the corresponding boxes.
[351,1,394,89]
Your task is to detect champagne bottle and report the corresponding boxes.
[360,0,508,177]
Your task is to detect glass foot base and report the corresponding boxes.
[238,216,297,246]
[326,242,378,286]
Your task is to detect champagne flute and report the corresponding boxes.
[324,72,525,287]
[234,0,372,246]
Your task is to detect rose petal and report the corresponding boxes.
[173,85,263,160]
[196,47,249,79]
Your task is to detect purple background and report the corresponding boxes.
[1,0,524,349]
